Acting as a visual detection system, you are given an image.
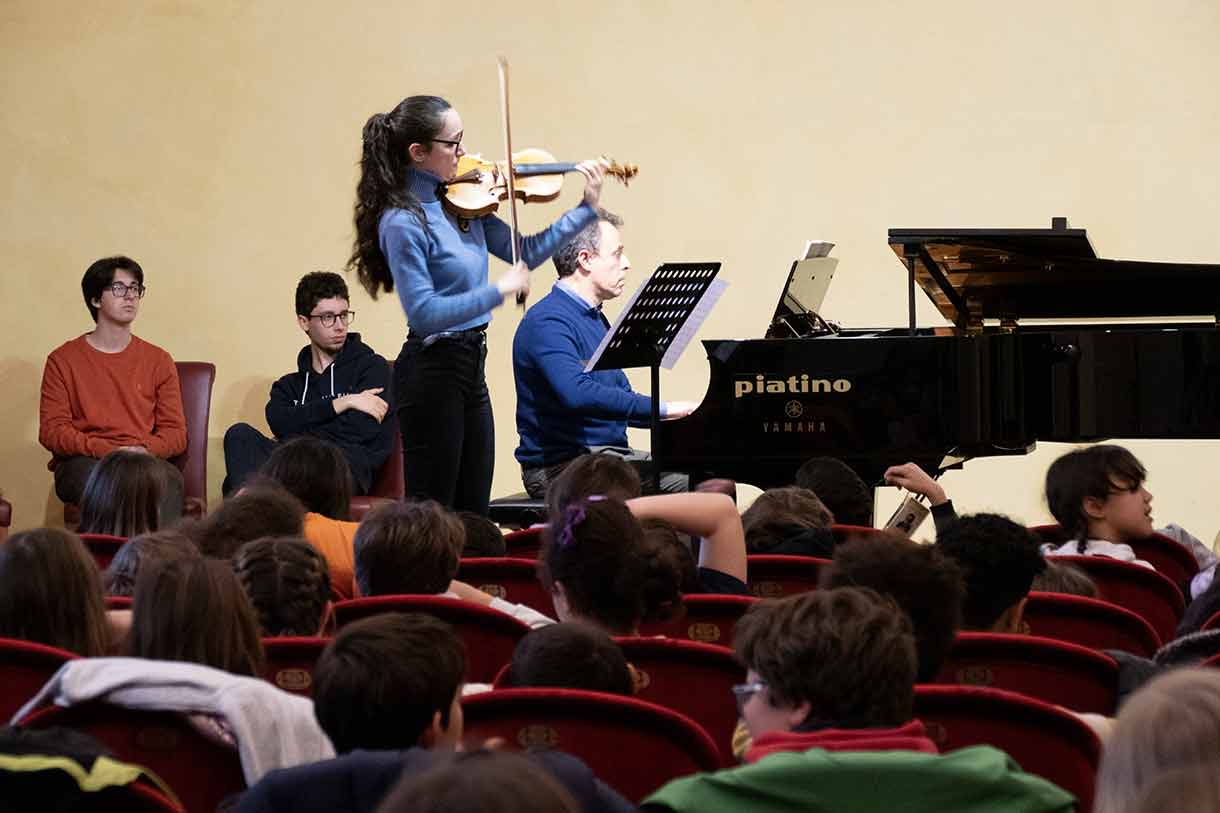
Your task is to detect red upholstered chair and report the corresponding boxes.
[746,554,830,599]
[100,783,185,813]
[78,533,127,571]
[20,702,246,813]
[613,636,744,766]
[1047,554,1185,644]
[830,524,888,543]
[503,526,546,559]
[936,632,1120,715]
[349,359,405,521]
[460,688,721,803]
[1202,610,1220,633]
[0,495,11,543]
[260,636,329,697]
[1023,591,1161,657]
[332,595,529,683]
[914,685,1101,812]
[457,557,554,618]
[105,595,134,611]
[0,638,78,722]
[637,594,757,645]
[64,361,215,526]
[1031,524,1199,589]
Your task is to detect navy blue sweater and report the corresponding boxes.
[513,284,652,467]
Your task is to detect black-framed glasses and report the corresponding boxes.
[308,311,355,327]
[432,135,463,148]
[105,282,146,299]
[731,681,767,714]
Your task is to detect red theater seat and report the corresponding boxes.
[461,688,720,803]
[260,636,329,697]
[457,557,553,617]
[332,595,529,683]
[937,632,1119,714]
[1023,591,1161,657]
[0,638,77,722]
[746,554,830,598]
[79,533,127,571]
[637,594,757,645]
[914,684,1100,812]
[1047,554,1184,644]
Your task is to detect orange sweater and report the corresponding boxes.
[303,512,359,600]
[39,334,187,465]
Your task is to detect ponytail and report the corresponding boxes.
[347,95,451,300]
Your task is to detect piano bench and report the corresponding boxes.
[488,493,547,530]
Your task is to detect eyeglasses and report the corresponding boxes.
[432,135,463,148]
[308,311,355,327]
[105,282,146,299]
[731,681,768,714]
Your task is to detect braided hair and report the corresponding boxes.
[233,537,331,637]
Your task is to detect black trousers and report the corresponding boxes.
[396,330,494,515]
[221,423,279,496]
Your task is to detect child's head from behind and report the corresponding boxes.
[353,500,464,596]
[540,497,676,635]
[313,612,466,753]
[104,527,201,597]
[0,528,109,657]
[544,453,641,518]
[233,537,331,636]
[1046,444,1152,544]
[128,556,265,676]
[508,622,634,695]
[78,449,181,538]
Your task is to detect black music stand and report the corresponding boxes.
[587,262,723,492]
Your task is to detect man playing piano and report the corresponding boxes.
[511,209,697,498]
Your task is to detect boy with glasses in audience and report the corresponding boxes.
[222,271,394,495]
[39,255,187,517]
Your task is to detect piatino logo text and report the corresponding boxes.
[733,374,852,399]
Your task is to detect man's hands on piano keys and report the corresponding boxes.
[662,400,699,420]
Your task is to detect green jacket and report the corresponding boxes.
[643,745,1076,813]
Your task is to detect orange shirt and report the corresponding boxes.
[303,512,359,600]
[39,334,187,464]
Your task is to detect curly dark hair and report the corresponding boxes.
[935,513,1046,631]
[193,477,306,559]
[539,498,678,635]
[741,486,834,553]
[347,95,451,300]
[260,436,353,521]
[734,587,917,728]
[794,456,873,526]
[233,537,331,637]
[295,271,349,317]
[822,530,965,681]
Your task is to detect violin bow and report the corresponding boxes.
[497,56,527,308]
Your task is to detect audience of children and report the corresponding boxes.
[8,438,1220,811]
[642,588,1074,812]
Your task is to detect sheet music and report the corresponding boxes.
[584,271,651,374]
[661,278,728,369]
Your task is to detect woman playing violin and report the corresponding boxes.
[347,95,608,514]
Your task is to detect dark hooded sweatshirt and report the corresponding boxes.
[265,333,394,493]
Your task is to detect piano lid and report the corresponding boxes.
[888,218,1220,326]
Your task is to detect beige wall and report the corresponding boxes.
[3,0,1219,541]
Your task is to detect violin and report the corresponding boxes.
[442,148,639,219]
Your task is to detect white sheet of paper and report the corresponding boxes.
[662,278,728,370]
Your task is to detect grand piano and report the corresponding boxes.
[657,218,1220,486]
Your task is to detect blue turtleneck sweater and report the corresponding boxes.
[378,169,597,338]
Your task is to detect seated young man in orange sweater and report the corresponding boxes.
[39,256,187,520]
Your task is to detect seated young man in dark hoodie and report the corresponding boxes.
[234,613,632,813]
[222,271,395,495]
[642,587,1075,813]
